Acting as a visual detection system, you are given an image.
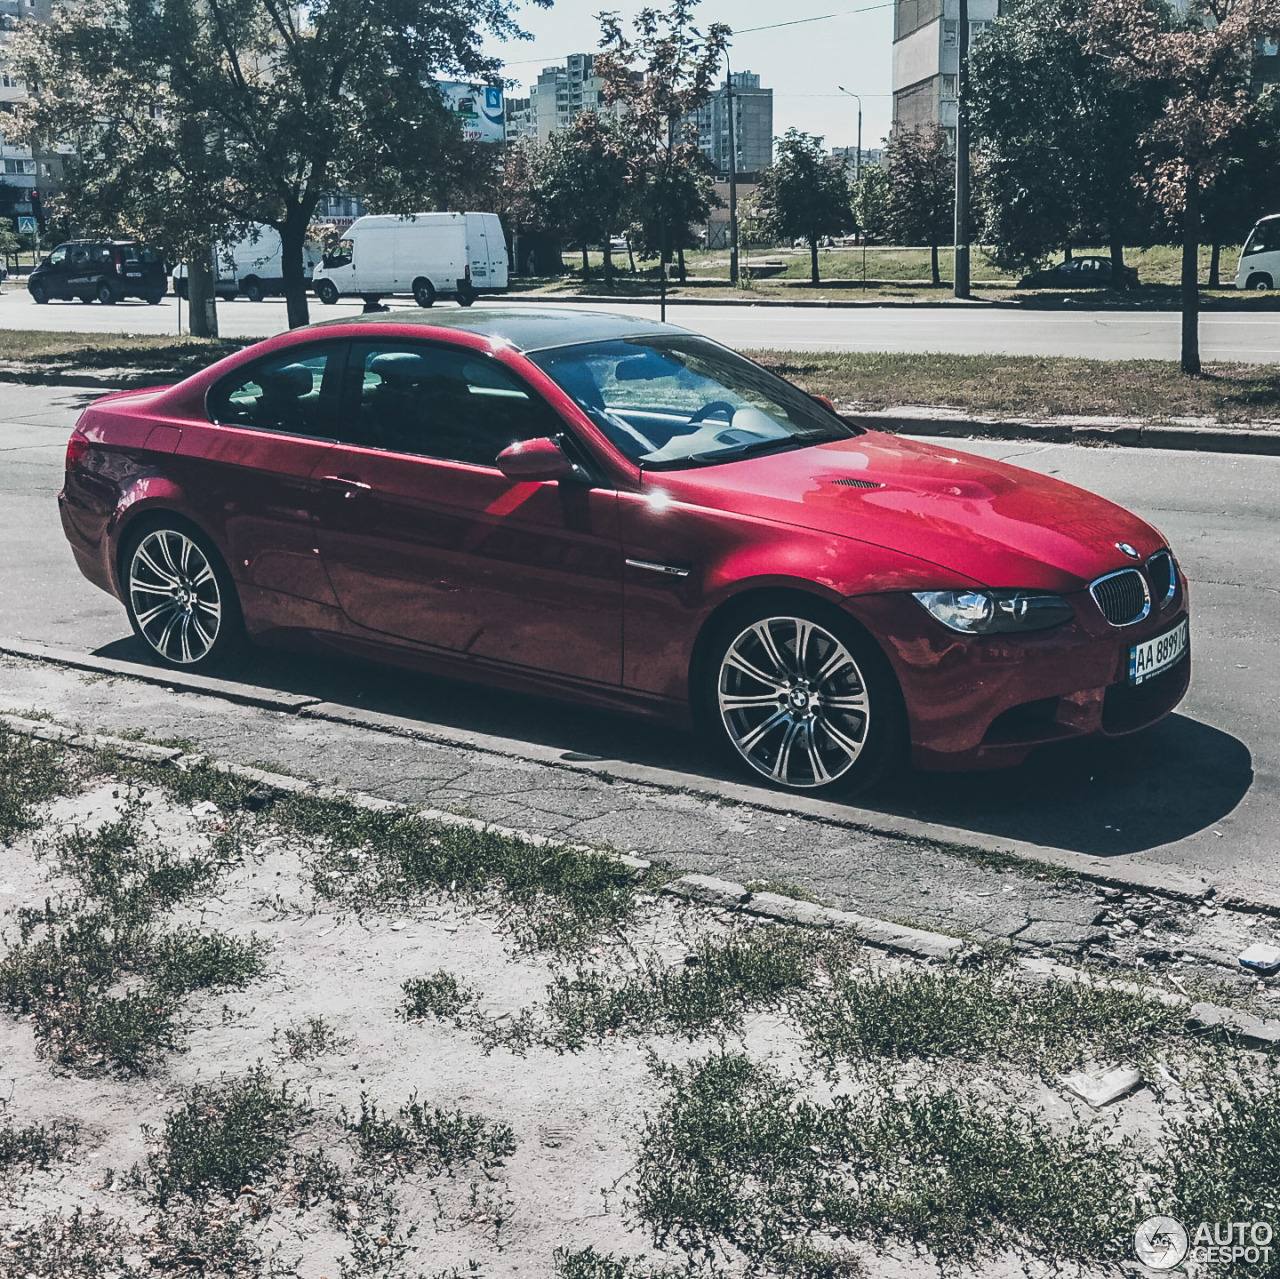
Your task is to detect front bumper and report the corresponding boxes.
[844,586,1191,771]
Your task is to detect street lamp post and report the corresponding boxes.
[954,0,971,299]
[725,53,739,286]
[837,86,862,185]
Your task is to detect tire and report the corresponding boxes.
[120,520,244,674]
[242,277,264,303]
[696,596,907,796]
[96,282,117,305]
[1248,274,1273,291]
[457,286,476,307]
[29,282,48,304]
[145,290,164,305]
[315,279,339,306]
[412,278,436,308]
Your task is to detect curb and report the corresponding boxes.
[847,412,1280,458]
[0,636,1250,915]
[6,709,1280,1046]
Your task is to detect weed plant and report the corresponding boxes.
[400,970,480,1022]
[0,723,66,844]
[347,1092,515,1175]
[275,1014,352,1060]
[0,1115,78,1173]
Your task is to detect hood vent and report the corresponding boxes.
[830,477,883,490]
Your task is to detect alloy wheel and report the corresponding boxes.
[717,615,871,789]
[128,529,223,665]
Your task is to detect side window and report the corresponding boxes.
[347,343,560,466]
[69,245,91,268]
[208,345,342,437]
[48,246,67,266]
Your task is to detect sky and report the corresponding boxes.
[479,0,896,153]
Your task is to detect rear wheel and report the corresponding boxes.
[145,290,164,305]
[121,521,243,673]
[242,277,265,303]
[457,285,476,307]
[315,279,340,306]
[29,282,48,304]
[698,599,906,795]
[412,278,436,308]
[96,282,117,305]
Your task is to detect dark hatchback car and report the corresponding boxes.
[1018,256,1139,290]
[28,240,168,305]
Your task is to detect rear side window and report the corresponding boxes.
[208,344,344,438]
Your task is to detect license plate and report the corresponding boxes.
[1129,618,1188,684]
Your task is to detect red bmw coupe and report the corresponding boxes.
[58,307,1190,793]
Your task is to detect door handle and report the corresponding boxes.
[319,475,372,498]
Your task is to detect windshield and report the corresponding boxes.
[528,336,857,469]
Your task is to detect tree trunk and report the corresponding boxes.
[677,245,686,283]
[1208,242,1221,290]
[1064,242,1073,261]
[1109,238,1125,270]
[627,241,636,273]
[810,239,820,286]
[603,240,613,289]
[1181,173,1201,376]
[187,248,219,339]
[280,216,311,330]
[581,244,590,281]
[930,242,940,286]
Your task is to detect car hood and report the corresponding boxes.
[655,432,1165,592]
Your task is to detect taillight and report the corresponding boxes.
[114,250,124,275]
[465,264,471,281]
[65,431,90,470]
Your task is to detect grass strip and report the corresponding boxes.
[634,1050,1137,1276]
[798,964,1184,1071]
[0,722,67,844]
[0,329,247,372]
[747,350,1280,423]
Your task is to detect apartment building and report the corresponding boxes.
[690,71,773,177]
[0,0,53,198]
[891,0,998,144]
[505,53,609,142]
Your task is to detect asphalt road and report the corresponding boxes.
[2,286,1280,361]
[1,382,1275,896]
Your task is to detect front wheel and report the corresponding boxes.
[242,277,265,303]
[122,522,244,673]
[315,279,339,306]
[29,282,48,304]
[1249,274,1273,292]
[698,602,906,795]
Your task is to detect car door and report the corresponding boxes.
[312,339,623,685]
[42,245,70,297]
[171,342,345,606]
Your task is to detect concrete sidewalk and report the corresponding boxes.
[2,648,1275,997]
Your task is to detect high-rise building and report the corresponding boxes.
[691,71,773,177]
[1,0,55,199]
[891,0,998,144]
[505,53,609,142]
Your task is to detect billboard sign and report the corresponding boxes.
[438,82,504,144]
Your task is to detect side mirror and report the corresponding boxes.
[495,436,576,482]
[810,393,838,413]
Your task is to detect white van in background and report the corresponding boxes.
[1236,214,1280,290]
[310,212,509,308]
[172,226,323,301]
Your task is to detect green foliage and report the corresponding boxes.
[149,1068,297,1203]
[0,1116,78,1172]
[0,723,66,845]
[757,129,852,282]
[276,1015,352,1060]
[400,970,480,1022]
[884,127,954,284]
[348,1092,515,1174]
[851,165,890,242]
[634,1051,1138,1272]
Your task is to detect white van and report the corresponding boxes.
[1236,214,1280,290]
[310,212,509,308]
[173,226,323,301]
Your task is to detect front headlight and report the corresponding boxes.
[912,589,1074,635]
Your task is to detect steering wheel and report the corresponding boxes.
[686,400,737,427]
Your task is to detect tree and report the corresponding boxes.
[1081,0,1280,373]
[536,111,631,285]
[595,0,727,287]
[851,164,891,242]
[14,0,539,331]
[756,129,851,284]
[969,0,1159,275]
[885,126,954,285]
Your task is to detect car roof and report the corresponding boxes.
[306,304,689,354]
